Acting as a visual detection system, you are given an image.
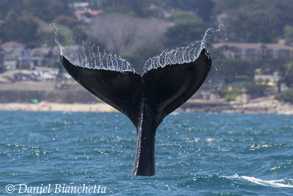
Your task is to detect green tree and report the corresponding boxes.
[101,0,151,17]
[213,0,254,14]
[0,0,74,22]
[284,25,293,43]
[0,64,5,73]
[165,0,214,21]
[260,58,293,89]
[275,89,293,104]
[228,8,283,42]
[215,59,255,83]
[216,0,293,42]
[0,17,39,44]
[283,61,293,87]
[0,0,21,20]
[245,82,266,98]
[124,46,162,74]
[164,18,207,47]
[21,0,74,22]
[54,15,80,28]
[72,26,89,42]
[214,88,243,102]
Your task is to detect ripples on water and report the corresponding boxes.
[0,111,292,195]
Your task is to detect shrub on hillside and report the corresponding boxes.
[0,64,5,73]
[245,82,266,98]
[214,88,243,102]
[275,89,293,104]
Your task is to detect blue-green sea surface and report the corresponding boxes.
[0,111,292,195]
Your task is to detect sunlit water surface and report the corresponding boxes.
[0,111,292,195]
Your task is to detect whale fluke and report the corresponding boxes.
[61,48,212,176]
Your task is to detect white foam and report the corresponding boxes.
[61,44,135,73]
[52,23,225,73]
[51,23,135,73]
[224,174,293,188]
[143,24,225,73]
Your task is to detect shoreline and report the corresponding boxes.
[0,97,292,115]
[0,81,292,115]
[0,103,116,112]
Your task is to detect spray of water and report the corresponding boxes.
[52,23,225,74]
[51,24,135,73]
[51,24,64,56]
[143,24,226,73]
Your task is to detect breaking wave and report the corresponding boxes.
[224,174,293,188]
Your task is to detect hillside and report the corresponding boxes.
[0,0,293,103]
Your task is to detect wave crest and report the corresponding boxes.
[224,174,293,188]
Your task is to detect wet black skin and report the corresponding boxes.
[60,49,212,176]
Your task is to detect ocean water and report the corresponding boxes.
[0,111,292,196]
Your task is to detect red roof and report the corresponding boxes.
[75,10,102,16]
[1,41,25,48]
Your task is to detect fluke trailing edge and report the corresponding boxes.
[60,48,212,176]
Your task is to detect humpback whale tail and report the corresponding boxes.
[61,48,211,176]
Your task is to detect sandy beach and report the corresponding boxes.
[0,81,292,114]
[0,102,116,112]
[0,97,292,115]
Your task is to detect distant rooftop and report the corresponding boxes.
[75,10,102,16]
[72,2,90,11]
[213,42,293,51]
[212,42,293,60]
[1,41,25,48]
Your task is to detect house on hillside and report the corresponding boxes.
[31,47,56,67]
[71,2,90,11]
[0,48,4,66]
[254,69,288,94]
[75,10,102,24]
[17,49,32,69]
[1,42,32,69]
[71,1,102,23]
[212,42,293,61]
[254,69,281,84]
